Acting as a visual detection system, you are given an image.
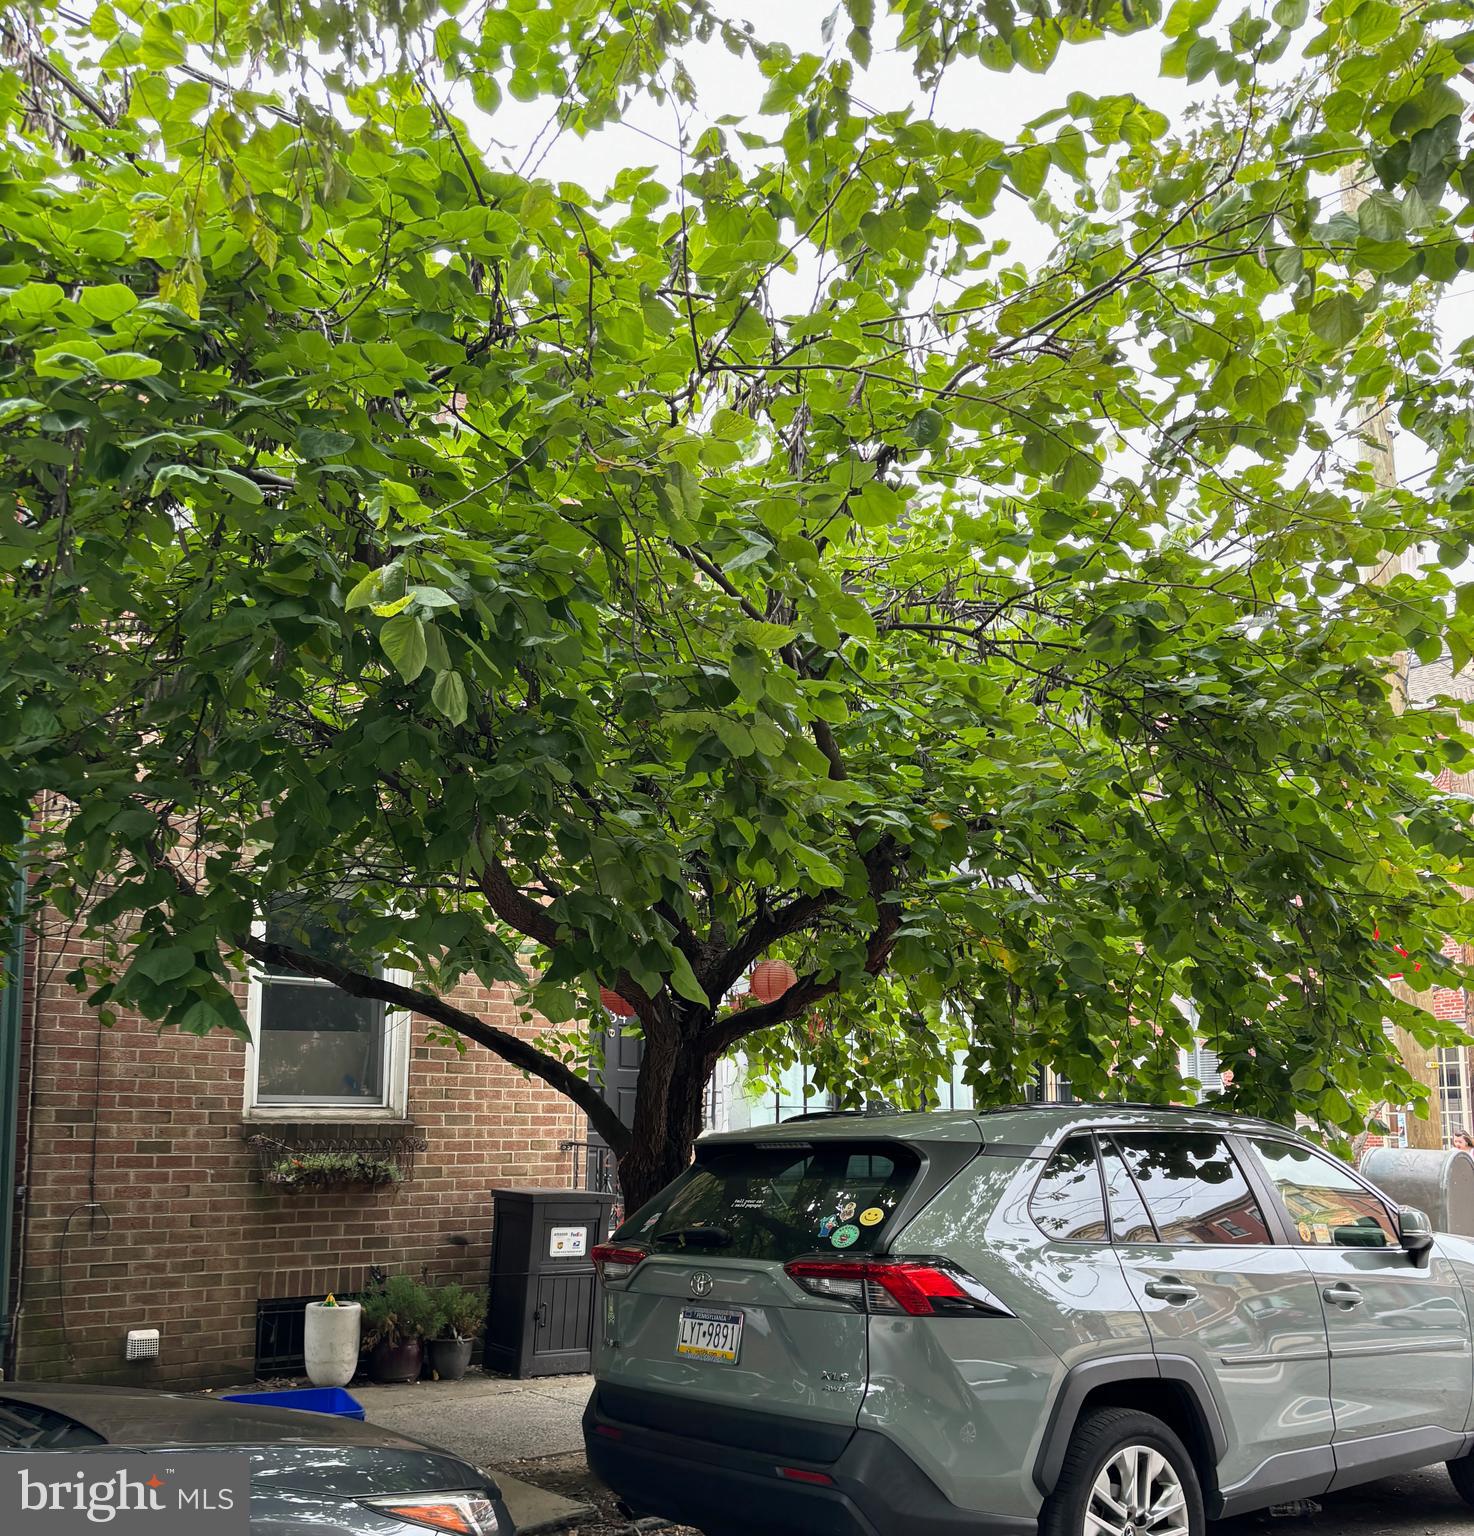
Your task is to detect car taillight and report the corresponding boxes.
[784,1257,1013,1317]
[592,1244,647,1282]
[360,1493,500,1534]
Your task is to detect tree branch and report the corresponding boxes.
[474,839,563,949]
[704,889,837,1003]
[240,933,632,1156]
[701,838,904,1053]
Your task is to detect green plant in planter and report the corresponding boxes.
[264,1151,403,1190]
[360,1275,437,1348]
[433,1283,485,1342]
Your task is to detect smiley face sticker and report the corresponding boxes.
[859,1207,886,1227]
[831,1224,860,1249]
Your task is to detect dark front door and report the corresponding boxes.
[589,1021,642,1227]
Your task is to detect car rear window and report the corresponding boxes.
[616,1141,921,1262]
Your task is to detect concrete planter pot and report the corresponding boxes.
[304,1301,361,1388]
[369,1337,424,1385]
[427,1337,474,1382]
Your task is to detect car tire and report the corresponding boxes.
[1448,1448,1474,1506]
[1040,1406,1205,1536]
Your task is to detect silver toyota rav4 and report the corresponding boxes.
[584,1103,1474,1536]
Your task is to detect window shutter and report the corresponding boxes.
[1185,1042,1221,1100]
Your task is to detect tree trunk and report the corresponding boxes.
[616,1029,717,1213]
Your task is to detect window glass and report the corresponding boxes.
[1113,1133,1271,1246]
[615,1142,919,1262]
[1247,1138,1397,1248]
[0,1399,104,1449]
[254,902,389,1106]
[1100,1138,1157,1243]
[1031,1136,1108,1242]
[258,983,387,1102]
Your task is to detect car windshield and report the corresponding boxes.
[0,1399,105,1450]
[616,1141,920,1263]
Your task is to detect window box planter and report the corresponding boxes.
[247,1129,427,1192]
[264,1151,402,1191]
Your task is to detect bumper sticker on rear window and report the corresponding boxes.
[859,1207,886,1227]
[818,1216,837,1238]
[837,1202,856,1222]
[831,1224,860,1249]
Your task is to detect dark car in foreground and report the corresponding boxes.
[0,1381,510,1534]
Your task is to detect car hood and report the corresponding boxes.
[0,1384,490,1496]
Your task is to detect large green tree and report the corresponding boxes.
[2,0,1474,1205]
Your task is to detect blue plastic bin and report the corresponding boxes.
[220,1386,366,1420]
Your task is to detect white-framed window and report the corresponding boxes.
[243,907,410,1121]
[1438,1047,1471,1147]
[1181,1040,1223,1102]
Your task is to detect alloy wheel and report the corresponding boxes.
[1084,1443,1189,1536]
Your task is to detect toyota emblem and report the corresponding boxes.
[689,1272,714,1298]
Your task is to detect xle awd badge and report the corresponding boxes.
[689,1272,714,1298]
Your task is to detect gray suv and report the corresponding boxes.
[584,1103,1474,1536]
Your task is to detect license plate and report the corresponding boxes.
[676,1307,743,1364]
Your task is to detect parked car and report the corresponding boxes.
[0,1381,510,1533]
[585,1102,1474,1536]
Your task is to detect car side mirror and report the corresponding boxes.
[1398,1205,1435,1261]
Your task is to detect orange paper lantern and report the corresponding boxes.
[598,986,637,1018]
[751,959,798,1002]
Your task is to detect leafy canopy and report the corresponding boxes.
[2,0,1474,1160]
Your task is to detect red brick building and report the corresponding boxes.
[4,909,584,1388]
[1403,656,1474,1149]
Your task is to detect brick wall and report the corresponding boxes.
[9,917,583,1387]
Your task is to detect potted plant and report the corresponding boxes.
[427,1283,484,1382]
[263,1150,403,1191]
[360,1274,435,1384]
[304,1292,362,1388]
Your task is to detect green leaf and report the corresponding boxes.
[739,620,798,651]
[0,398,41,427]
[211,467,265,505]
[134,945,195,984]
[298,427,356,459]
[78,284,139,323]
[665,947,710,1007]
[1008,144,1052,198]
[432,669,468,725]
[853,480,903,529]
[1309,294,1364,349]
[345,570,381,610]
[1357,192,1403,243]
[95,352,162,380]
[6,283,65,321]
[909,408,944,447]
[381,613,428,682]
[1053,452,1103,500]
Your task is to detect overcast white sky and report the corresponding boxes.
[463,0,1470,506]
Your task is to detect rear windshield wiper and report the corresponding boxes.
[654,1226,733,1248]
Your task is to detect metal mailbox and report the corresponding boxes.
[483,1187,615,1378]
[1361,1147,1474,1237]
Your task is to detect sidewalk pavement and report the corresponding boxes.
[354,1371,596,1532]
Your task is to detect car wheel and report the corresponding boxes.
[1448,1447,1474,1506]
[1040,1406,1204,1536]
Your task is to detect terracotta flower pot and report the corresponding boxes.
[427,1337,474,1382]
[369,1337,423,1384]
